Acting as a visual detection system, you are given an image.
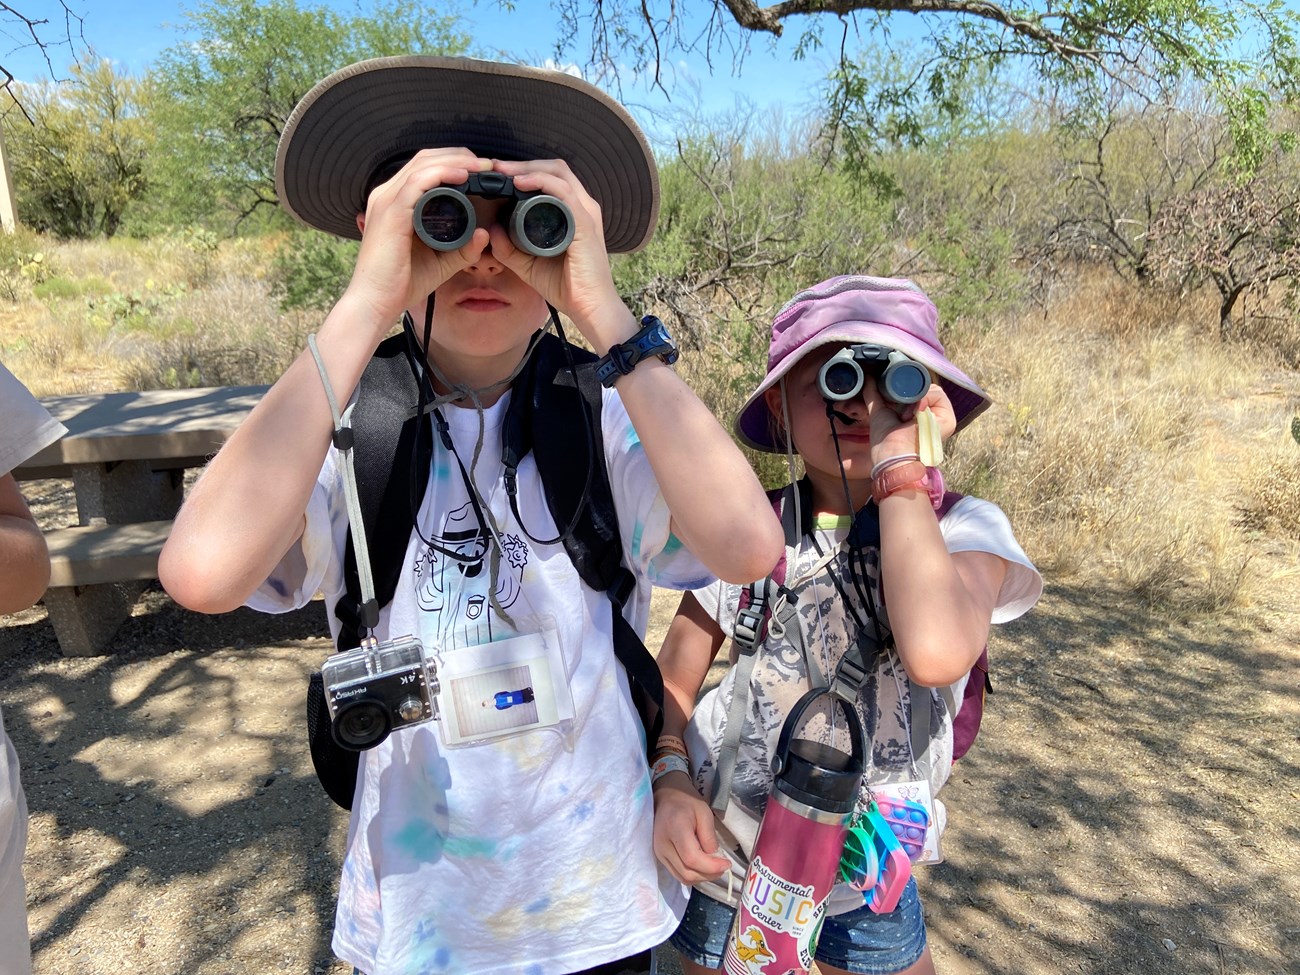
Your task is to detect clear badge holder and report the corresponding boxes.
[433,618,576,747]
[867,651,944,865]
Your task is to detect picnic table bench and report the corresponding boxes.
[13,384,268,655]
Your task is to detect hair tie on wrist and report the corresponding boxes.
[870,453,921,480]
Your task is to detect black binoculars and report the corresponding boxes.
[817,344,932,405]
[412,173,574,257]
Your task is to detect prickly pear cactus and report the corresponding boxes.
[1292,415,1300,445]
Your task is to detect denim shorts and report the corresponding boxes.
[668,877,927,975]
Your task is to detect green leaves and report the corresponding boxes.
[1,59,156,239]
[146,0,472,231]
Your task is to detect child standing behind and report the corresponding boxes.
[651,275,1043,975]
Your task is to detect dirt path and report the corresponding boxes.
[2,570,1296,975]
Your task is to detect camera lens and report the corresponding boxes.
[818,357,864,401]
[333,699,392,750]
[413,187,474,250]
[510,195,574,257]
[881,359,931,404]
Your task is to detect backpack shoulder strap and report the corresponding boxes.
[503,332,665,753]
[335,333,433,650]
[709,482,800,812]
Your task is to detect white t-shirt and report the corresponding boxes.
[1,361,66,975]
[687,494,1042,914]
[250,387,711,975]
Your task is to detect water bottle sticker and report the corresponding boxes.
[728,925,777,974]
[738,854,825,971]
[870,778,943,865]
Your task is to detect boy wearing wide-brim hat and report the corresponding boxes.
[160,56,782,975]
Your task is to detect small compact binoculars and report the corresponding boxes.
[818,344,932,405]
[412,173,574,257]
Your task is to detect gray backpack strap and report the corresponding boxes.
[709,577,771,813]
[908,680,958,781]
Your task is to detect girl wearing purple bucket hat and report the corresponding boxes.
[651,276,1042,975]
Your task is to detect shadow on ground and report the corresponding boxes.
[923,579,1299,975]
[1,577,1296,974]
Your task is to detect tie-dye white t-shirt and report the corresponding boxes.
[250,387,711,975]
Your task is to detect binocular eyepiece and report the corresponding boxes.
[412,172,575,258]
[818,345,931,405]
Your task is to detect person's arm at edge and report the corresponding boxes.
[0,473,50,615]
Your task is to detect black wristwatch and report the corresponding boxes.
[596,315,680,388]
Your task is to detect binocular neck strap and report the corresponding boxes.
[307,333,379,638]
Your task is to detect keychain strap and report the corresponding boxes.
[307,334,380,637]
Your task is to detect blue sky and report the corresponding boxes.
[0,0,836,138]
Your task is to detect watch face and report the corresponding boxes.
[641,316,674,350]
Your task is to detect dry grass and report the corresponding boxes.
[944,271,1288,617]
[0,233,312,394]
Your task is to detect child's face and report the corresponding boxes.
[764,343,876,480]
[422,196,549,367]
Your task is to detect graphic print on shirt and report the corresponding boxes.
[413,500,530,645]
[717,541,891,817]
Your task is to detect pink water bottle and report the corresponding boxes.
[723,688,865,975]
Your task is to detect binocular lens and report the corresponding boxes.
[883,361,930,403]
[333,700,392,750]
[512,196,574,257]
[820,361,863,400]
[414,188,473,250]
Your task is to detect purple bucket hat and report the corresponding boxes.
[736,275,992,452]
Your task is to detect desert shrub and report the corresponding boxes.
[270,228,358,312]
[0,227,55,301]
[1241,454,1300,536]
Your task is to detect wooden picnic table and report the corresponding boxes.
[14,384,269,655]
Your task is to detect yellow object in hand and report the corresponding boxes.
[918,408,943,467]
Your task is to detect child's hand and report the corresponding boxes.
[343,147,495,332]
[485,158,629,348]
[652,773,732,886]
[867,378,958,467]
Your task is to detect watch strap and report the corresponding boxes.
[597,315,678,388]
[871,460,928,504]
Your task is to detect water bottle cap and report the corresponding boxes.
[774,738,863,813]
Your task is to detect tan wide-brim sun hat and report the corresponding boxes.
[275,55,660,253]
